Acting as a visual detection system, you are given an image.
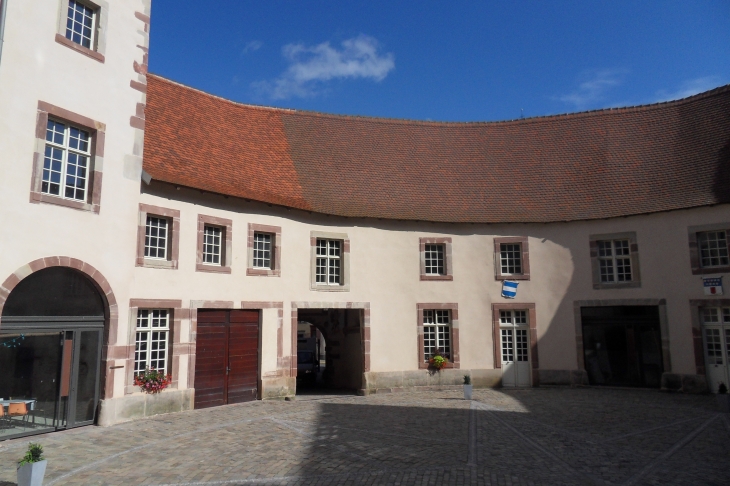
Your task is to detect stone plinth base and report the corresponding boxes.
[362,369,502,394]
[660,373,708,394]
[98,388,194,426]
[261,376,295,399]
[538,369,589,386]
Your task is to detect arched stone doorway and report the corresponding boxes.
[0,262,112,441]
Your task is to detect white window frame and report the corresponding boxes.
[500,243,523,275]
[202,224,223,265]
[698,231,730,269]
[253,232,273,269]
[423,309,451,360]
[424,244,445,275]
[597,239,632,283]
[316,238,342,285]
[144,216,169,260]
[65,0,97,50]
[42,118,91,202]
[134,309,170,376]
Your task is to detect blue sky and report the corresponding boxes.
[149,1,730,122]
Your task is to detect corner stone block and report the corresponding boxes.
[660,372,683,392]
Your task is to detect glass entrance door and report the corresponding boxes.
[702,308,730,394]
[0,325,102,440]
[67,329,102,427]
[500,310,531,387]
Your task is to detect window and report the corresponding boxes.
[589,232,640,289]
[316,239,341,285]
[597,240,632,282]
[196,215,232,273]
[144,216,168,259]
[500,244,522,275]
[417,303,459,369]
[134,309,170,375]
[494,237,530,280]
[698,231,729,268]
[419,237,453,281]
[42,119,91,201]
[32,102,104,212]
[253,232,272,268]
[136,204,180,269]
[54,0,108,63]
[425,244,445,275]
[203,225,222,264]
[423,309,451,360]
[65,0,96,49]
[247,224,281,277]
[310,231,350,291]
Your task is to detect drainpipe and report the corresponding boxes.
[0,0,7,69]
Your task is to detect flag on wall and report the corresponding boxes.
[703,277,723,295]
[502,280,518,299]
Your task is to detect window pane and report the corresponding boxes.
[253,232,272,268]
[500,243,522,274]
[424,244,445,275]
[202,225,222,265]
[144,216,168,259]
[66,0,94,49]
[699,231,729,267]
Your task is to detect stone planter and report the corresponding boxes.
[464,384,473,400]
[17,460,47,486]
[718,394,730,413]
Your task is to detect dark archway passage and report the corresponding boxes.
[296,309,363,393]
[0,267,105,440]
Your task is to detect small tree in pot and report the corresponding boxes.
[718,382,730,413]
[463,374,473,400]
[17,443,47,486]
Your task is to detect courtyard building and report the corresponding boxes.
[0,0,729,441]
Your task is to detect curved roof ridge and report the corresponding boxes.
[147,73,730,127]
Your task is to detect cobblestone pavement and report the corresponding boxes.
[0,388,728,485]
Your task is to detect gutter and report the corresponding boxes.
[0,0,7,69]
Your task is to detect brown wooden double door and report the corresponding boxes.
[194,310,259,409]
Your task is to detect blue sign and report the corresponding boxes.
[502,280,518,299]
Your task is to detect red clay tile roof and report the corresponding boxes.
[144,74,730,223]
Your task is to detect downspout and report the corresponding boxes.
[0,0,7,69]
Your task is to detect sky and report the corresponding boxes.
[148,1,730,122]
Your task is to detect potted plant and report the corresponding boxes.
[718,383,730,413]
[133,367,172,394]
[428,349,448,374]
[463,374,473,400]
[17,443,46,486]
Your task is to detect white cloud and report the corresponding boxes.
[654,76,722,102]
[253,35,395,100]
[243,40,263,54]
[556,69,628,110]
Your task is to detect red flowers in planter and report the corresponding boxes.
[134,367,172,394]
[428,352,448,371]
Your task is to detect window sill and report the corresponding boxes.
[247,268,280,277]
[31,191,98,213]
[419,362,459,370]
[310,283,350,292]
[196,263,231,274]
[55,34,105,63]
[496,274,530,281]
[137,258,178,270]
[691,266,730,276]
[420,274,453,281]
[592,281,642,290]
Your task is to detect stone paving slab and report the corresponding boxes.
[0,388,726,485]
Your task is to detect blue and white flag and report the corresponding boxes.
[703,277,723,296]
[502,280,518,299]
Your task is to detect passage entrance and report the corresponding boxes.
[581,306,663,388]
[194,310,259,409]
[0,267,105,441]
